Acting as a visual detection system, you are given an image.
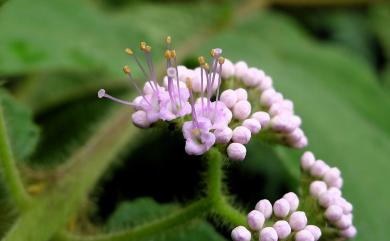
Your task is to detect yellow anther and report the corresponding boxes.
[198,56,206,65]
[191,129,200,136]
[166,36,172,44]
[145,45,152,52]
[140,41,147,51]
[218,56,225,65]
[27,182,46,195]
[170,49,176,58]
[125,48,133,55]
[210,49,216,57]
[123,65,131,74]
[185,77,193,90]
[164,50,171,59]
[203,63,210,71]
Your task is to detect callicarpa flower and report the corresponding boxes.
[98,37,308,161]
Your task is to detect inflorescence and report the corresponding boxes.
[98,37,308,161]
[97,37,356,241]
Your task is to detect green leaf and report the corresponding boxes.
[107,198,226,241]
[198,12,390,241]
[0,88,39,161]
[370,3,390,59]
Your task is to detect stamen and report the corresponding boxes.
[171,49,182,108]
[123,66,151,106]
[125,48,150,82]
[166,67,177,111]
[214,57,224,113]
[141,43,159,93]
[97,89,139,107]
[186,77,198,128]
[198,56,206,114]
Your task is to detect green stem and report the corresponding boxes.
[204,148,247,227]
[0,105,30,211]
[58,199,210,241]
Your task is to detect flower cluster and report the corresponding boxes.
[231,192,321,241]
[301,151,357,239]
[97,37,307,161]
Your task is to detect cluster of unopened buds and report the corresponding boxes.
[98,37,307,161]
[232,192,322,241]
[97,37,356,241]
[301,151,356,239]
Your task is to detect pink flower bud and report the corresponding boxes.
[247,210,265,231]
[131,110,150,128]
[234,61,248,79]
[301,151,315,171]
[309,181,327,198]
[325,205,343,222]
[242,67,261,87]
[221,58,235,79]
[255,199,273,219]
[214,127,233,144]
[273,220,291,239]
[328,176,343,189]
[283,192,299,211]
[231,226,251,241]
[232,126,251,144]
[233,100,251,120]
[235,88,248,101]
[310,160,330,178]
[273,198,290,218]
[270,114,297,133]
[289,211,307,231]
[335,214,353,229]
[291,136,308,149]
[252,111,270,126]
[243,118,261,134]
[258,75,273,91]
[335,198,353,214]
[269,100,294,116]
[340,226,357,238]
[287,128,304,143]
[260,89,278,107]
[323,167,341,186]
[227,143,247,161]
[260,227,278,241]
[220,89,238,108]
[305,225,321,241]
[318,191,336,208]
[328,187,342,197]
[295,229,315,241]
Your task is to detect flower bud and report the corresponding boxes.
[242,67,260,87]
[309,181,327,198]
[258,75,273,91]
[232,126,251,144]
[273,220,291,239]
[243,118,261,134]
[260,89,280,107]
[310,160,330,178]
[325,205,343,222]
[235,88,248,101]
[233,100,251,120]
[273,198,290,218]
[329,176,343,189]
[131,110,150,128]
[247,210,265,231]
[252,111,270,126]
[340,226,357,238]
[234,61,248,79]
[323,167,341,185]
[231,226,251,241]
[289,211,307,231]
[227,143,246,161]
[304,225,321,241]
[255,199,273,218]
[221,58,235,78]
[283,192,299,212]
[214,127,233,144]
[295,229,315,241]
[260,227,278,241]
[301,151,315,171]
[318,191,336,208]
[220,89,238,108]
[335,214,353,229]
[287,128,304,143]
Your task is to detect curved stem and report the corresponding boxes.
[58,199,210,241]
[0,105,31,211]
[204,148,247,227]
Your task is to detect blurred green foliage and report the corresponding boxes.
[0,0,389,241]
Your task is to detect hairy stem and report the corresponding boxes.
[205,148,247,227]
[0,105,31,211]
[58,199,210,241]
